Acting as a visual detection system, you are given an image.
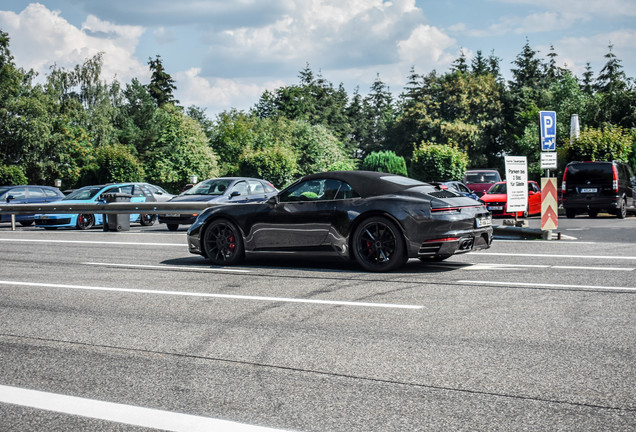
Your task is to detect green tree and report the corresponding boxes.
[145,105,219,192]
[564,125,634,163]
[0,164,28,185]
[86,143,144,184]
[361,151,408,176]
[239,143,298,188]
[147,55,178,107]
[410,142,468,182]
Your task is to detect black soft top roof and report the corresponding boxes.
[301,171,428,198]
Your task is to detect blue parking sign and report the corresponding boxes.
[540,111,556,151]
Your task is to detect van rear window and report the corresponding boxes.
[567,163,613,183]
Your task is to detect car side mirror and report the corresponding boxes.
[267,195,279,206]
[528,191,535,196]
[6,194,14,202]
[230,191,241,197]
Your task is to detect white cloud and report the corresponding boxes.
[175,68,285,113]
[0,3,147,83]
[398,25,456,65]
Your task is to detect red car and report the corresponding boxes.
[480,181,542,217]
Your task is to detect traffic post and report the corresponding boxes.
[539,110,558,232]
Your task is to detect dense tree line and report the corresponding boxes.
[1,28,634,192]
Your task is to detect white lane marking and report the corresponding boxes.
[85,262,251,274]
[495,239,596,244]
[458,280,636,292]
[0,280,422,310]
[453,263,633,271]
[0,238,185,247]
[476,252,636,260]
[0,385,290,432]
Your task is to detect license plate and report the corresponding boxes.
[476,215,492,227]
[164,213,181,217]
[488,206,503,211]
[580,188,597,193]
[39,215,49,219]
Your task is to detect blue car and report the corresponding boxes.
[440,181,481,201]
[158,177,278,231]
[1,185,65,226]
[34,182,174,230]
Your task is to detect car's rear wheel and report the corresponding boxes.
[565,209,576,219]
[588,209,598,218]
[352,217,406,272]
[617,198,627,219]
[76,214,94,230]
[140,214,155,226]
[19,221,34,226]
[203,219,244,266]
[167,223,179,231]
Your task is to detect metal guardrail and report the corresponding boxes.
[0,201,220,231]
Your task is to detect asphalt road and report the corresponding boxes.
[0,217,635,431]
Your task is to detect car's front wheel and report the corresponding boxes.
[76,214,94,230]
[203,219,244,266]
[166,224,179,231]
[352,217,406,272]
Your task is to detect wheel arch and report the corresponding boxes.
[198,213,246,258]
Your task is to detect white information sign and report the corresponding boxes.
[505,156,528,213]
[540,152,557,169]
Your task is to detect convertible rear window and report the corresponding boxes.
[380,176,425,186]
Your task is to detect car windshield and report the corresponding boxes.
[183,179,232,196]
[487,183,506,194]
[63,186,104,200]
[466,172,500,183]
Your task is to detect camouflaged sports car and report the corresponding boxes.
[187,171,493,272]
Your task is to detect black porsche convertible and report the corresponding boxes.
[186,171,493,272]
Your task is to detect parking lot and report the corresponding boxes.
[1,217,635,431]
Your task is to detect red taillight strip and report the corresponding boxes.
[431,207,460,212]
[424,237,459,242]
[612,164,619,192]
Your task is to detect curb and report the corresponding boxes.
[493,225,553,240]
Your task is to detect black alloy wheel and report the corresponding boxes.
[140,214,155,226]
[617,198,627,219]
[76,214,95,230]
[352,216,406,272]
[203,219,244,266]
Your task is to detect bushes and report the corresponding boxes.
[361,151,407,176]
[410,142,468,182]
[564,125,634,164]
[0,164,28,185]
[92,144,144,184]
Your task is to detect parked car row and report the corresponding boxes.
[158,177,278,231]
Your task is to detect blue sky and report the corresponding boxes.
[1,1,634,116]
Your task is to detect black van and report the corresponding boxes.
[561,161,636,218]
